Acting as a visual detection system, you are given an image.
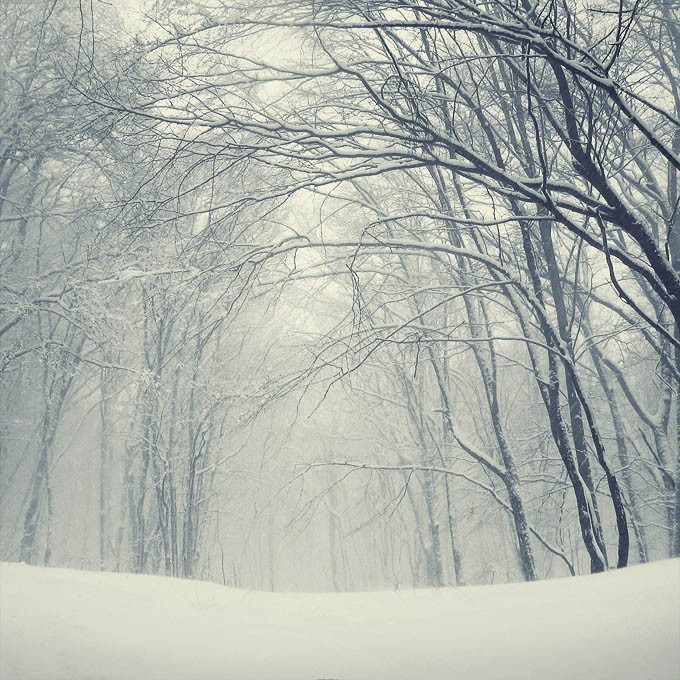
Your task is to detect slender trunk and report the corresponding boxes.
[668,127,680,557]
[518,224,607,572]
[442,474,463,586]
[586,328,648,562]
[19,347,77,564]
[422,467,444,587]
[98,368,114,569]
[538,221,608,567]
[421,176,537,580]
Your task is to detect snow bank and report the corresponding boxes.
[1,559,678,680]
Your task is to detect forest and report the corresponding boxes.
[1,0,679,592]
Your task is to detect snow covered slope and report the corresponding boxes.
[1,560,678,680]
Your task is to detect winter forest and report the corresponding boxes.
[1,0,679,597]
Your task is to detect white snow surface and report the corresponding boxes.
[1,560,679,680]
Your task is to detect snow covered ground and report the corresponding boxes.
[1,560,678,680]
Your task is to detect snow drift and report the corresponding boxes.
[1,559,678,680]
